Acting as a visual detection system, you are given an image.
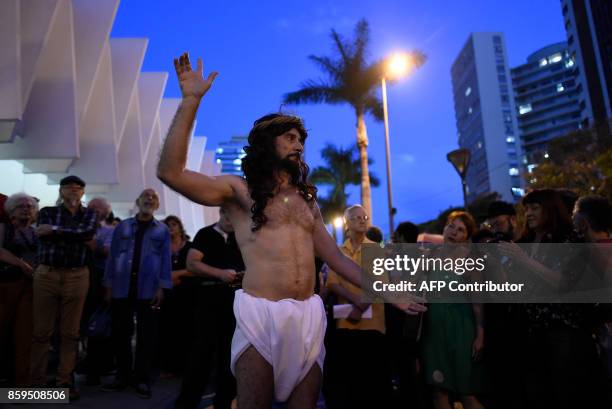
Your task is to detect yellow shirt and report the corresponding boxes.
[326,238,386,334]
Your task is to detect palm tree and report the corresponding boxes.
[284,18,426,220]
[309,143,379,224]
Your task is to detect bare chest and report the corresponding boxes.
[264,192,315,231]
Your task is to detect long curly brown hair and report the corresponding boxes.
[241,113,318,231]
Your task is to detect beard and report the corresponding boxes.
[278,155,305,183]
[139,205,155,216]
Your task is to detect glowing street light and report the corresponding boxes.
[381,51,416,239]
[333,216,344,229]
[387,52,413,79]
[332,216,344,243]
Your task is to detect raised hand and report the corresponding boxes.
[173,52,218,101]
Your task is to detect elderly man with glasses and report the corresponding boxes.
[324,204,391,409]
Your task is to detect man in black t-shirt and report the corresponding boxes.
[175,208,244,409]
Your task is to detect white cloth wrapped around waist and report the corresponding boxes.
[230,289,326,402]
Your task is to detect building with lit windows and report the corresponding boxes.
[561,0,612,129]
[215,136,248,176]
[511,42,581,164]
[451,32,523,203]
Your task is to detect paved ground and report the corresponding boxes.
[3,375,215,409]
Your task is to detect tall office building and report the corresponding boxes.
[561,0,612,129]
[511,42,581,164]
[215,135,248,176]
[451,32,523,204]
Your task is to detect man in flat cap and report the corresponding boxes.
[30,175,97,400]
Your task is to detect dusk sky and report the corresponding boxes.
[111,0,567,234]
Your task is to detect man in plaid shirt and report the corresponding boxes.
[30,175,97,400]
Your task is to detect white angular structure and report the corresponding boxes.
[0,0,220,237]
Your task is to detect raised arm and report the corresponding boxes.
[157,52,235,207]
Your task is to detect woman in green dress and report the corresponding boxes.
[421,211,485,409]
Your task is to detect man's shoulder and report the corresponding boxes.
[196,224,217,234]
[113,217,136,233]
[39,205,58,214]
[120,217,136,226]
[194,224,220,240]
[192,225,224,252]
[151,218,167,228]
[78,207,97,223]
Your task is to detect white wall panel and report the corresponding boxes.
[0,0,21,142]
[0,1,218,232]
[110,38,147,147]
[72,0,119,126]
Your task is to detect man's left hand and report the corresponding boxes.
[151,288,164,310]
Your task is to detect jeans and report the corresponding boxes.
[111,298,158,384]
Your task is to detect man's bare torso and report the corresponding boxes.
[226,178,317,301]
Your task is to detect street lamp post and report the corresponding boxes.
[381,76,394,240]
[446,148,471,209]
[381,52,413,239]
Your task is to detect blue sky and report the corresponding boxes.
[111,0,567,233]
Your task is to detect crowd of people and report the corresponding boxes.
[0,175,610,408]
[0,51,610,409]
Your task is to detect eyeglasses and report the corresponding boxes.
[349,215,369,221]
